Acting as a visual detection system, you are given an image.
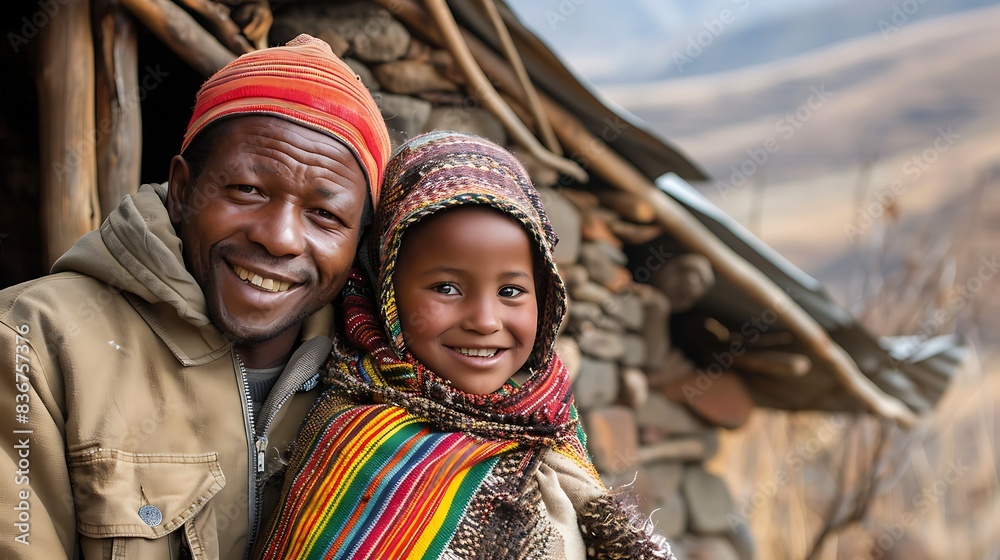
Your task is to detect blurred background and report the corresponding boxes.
[1,0,997,557]
[504,1,1000,557]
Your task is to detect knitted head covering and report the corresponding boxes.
[374,130,566,373]
[182,34,391,205]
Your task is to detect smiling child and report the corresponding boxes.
[255,131,672,559]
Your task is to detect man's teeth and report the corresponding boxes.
[456,348,498,358]
[233,265,291,293]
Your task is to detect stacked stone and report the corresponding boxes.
[273,3,755,558]
[272,2,508,150]
[542,186,754,560]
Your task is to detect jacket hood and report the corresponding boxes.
[52,183,213,327]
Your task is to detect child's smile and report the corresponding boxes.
[393,206,539,394]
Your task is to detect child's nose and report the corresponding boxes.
[461,295,502,334]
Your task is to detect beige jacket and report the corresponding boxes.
[0,184,332,559]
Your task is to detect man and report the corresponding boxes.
[0,35,390,559]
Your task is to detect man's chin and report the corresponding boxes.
[212,307,306,346]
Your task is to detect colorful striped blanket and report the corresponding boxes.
[260,402,515,559]
[254,271,671,559]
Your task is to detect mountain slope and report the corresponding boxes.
[601,5,1000,183]
[507,0,1000,83]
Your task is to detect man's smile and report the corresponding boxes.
[231,264,295,293]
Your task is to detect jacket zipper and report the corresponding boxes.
[238,337,330,559]
[235,353,265,560]
[238,354,321,559]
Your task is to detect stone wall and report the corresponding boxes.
[274,3,756,557]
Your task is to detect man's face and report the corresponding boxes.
[167,116,368,345]
[393,207,538,395]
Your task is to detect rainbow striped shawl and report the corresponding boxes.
[255,271,603,560]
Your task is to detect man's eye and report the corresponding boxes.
[316,209,334,220]
[235,185,256,194]
[499,286,525,298]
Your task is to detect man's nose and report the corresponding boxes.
[248,202,307,257]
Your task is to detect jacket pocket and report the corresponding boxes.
[67,448,226,560]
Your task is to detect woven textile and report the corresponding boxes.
[182,34,391,204]
[255,132,671,559]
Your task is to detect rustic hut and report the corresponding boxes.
[0,0,966,557]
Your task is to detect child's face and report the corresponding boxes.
[394,206,538,394]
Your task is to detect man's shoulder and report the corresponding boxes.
[0,272,126,323]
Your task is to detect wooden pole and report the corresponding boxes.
[94,0,141,219]
[478,0,561,155]
[119,0,236,78]
[38,0,100,266]
[422,0,586,182]
[173,0,254,55]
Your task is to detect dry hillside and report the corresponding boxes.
[601,7,1000,557]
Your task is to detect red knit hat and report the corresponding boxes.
[182,34,391,205]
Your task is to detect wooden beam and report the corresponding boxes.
[38,0,100,265]
[734,350,813,377]
[637,436,712,463]
[94,0,141,219]
[119,0,236,78]
[422,0,586,182]
[478,0,561,155]
[173,0,254,55]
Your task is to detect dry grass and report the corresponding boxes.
[707,164,1000,559]
[711,353,999,560]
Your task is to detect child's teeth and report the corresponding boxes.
[457,348,498,357]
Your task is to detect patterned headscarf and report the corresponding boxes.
[182,34,391,205]
[374,130,565,373]
[335,130,578,445]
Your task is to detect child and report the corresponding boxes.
[255,131,672,559]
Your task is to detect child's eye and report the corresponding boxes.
[433,283,459,295]
[499,286,525,298]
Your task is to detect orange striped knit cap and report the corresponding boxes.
[181,34,391,205]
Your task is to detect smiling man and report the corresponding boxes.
[0,35,390,559]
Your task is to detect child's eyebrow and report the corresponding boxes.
[422,266,465,276]
[419,267,531,280]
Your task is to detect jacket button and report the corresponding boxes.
[138,505,163,527]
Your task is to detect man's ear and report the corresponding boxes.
[167,155,191,228]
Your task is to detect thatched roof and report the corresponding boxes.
[7,0,964,425]
[451,0,964,417]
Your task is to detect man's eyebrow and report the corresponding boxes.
[314,186,335,199]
